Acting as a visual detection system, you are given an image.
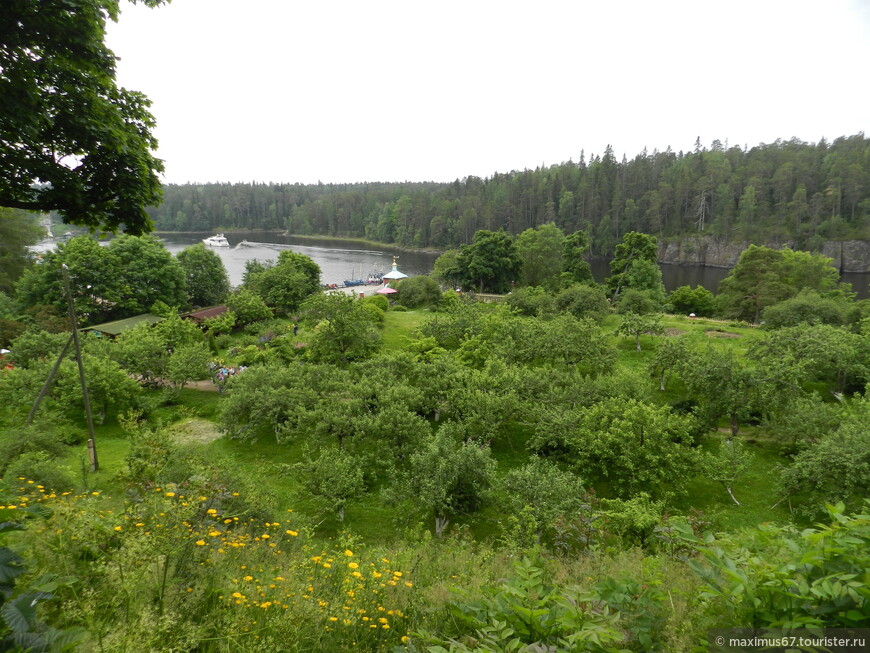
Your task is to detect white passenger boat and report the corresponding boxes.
[203,233,230,247]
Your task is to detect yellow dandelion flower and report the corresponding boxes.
[344,549,353,557]
[113,526,122,531]
[244,575,253,581]
[261,534,270,539]
[329,617,338,622]
[165,492,175,497]
[195,540,206,546]
[91,491,100,496]
[348,562,359,569]
[401,636,409,643]
[382,624,390,629]
[393,571,403,577]
[206,508,217,515]
[378,617,388,624]
[286,530,298,536]
[405,581,413,587]
[232,592,243,599]
[322,563,331,568]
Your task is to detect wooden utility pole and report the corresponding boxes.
[60,264,99,472]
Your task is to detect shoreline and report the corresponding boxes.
[152,229,445,256]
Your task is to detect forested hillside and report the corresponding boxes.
[149,134,870,255]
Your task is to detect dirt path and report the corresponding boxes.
[184,379,220,392]
[169,418,224,444]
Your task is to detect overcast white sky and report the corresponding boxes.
[106,0,870,185]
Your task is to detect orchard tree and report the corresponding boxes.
[176,243,231,307]
[297,447,366,522]
[676,347,789,436]
[457,229,521,293]
[55,354,140,424]
[500,457,586,539]
[777,419,870,518]
[165,342,211,391]
[111,322,169,384]
[648,336,690,391]
[0,0,166,234]
[704,436,753,505]
[749,323,869,393]
[403,422,497,537]
[528,314,617,375]
[301,292,380,364]
[615,312,664,351]
[531,398,699,500]
[616,288,660,315]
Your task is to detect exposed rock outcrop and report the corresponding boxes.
[658,236,870,273]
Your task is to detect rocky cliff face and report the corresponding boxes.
[658,236,870,273]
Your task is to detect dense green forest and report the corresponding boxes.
[148,134,870,254]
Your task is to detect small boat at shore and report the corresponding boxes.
[203,234,230,247]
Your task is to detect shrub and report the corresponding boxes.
[394,276,442,309]
[667,284,716,316]
[761,290,849,328]
[554,283,610,322]
[615,288,659,315]
[506,286,555,316]
[4,451,74,491]
[363,294,390,312]
[359,301,385,324]
[0,419,73,476]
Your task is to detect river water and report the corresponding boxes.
[158,232,441,287]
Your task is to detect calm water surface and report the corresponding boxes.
[159,232,441,287]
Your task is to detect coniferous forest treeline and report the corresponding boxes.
[148,134,870,255]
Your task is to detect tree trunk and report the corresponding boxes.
[730,414,739,437]
[725,485,741,505]
[435,514,449,538]
[659,371,666,391]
